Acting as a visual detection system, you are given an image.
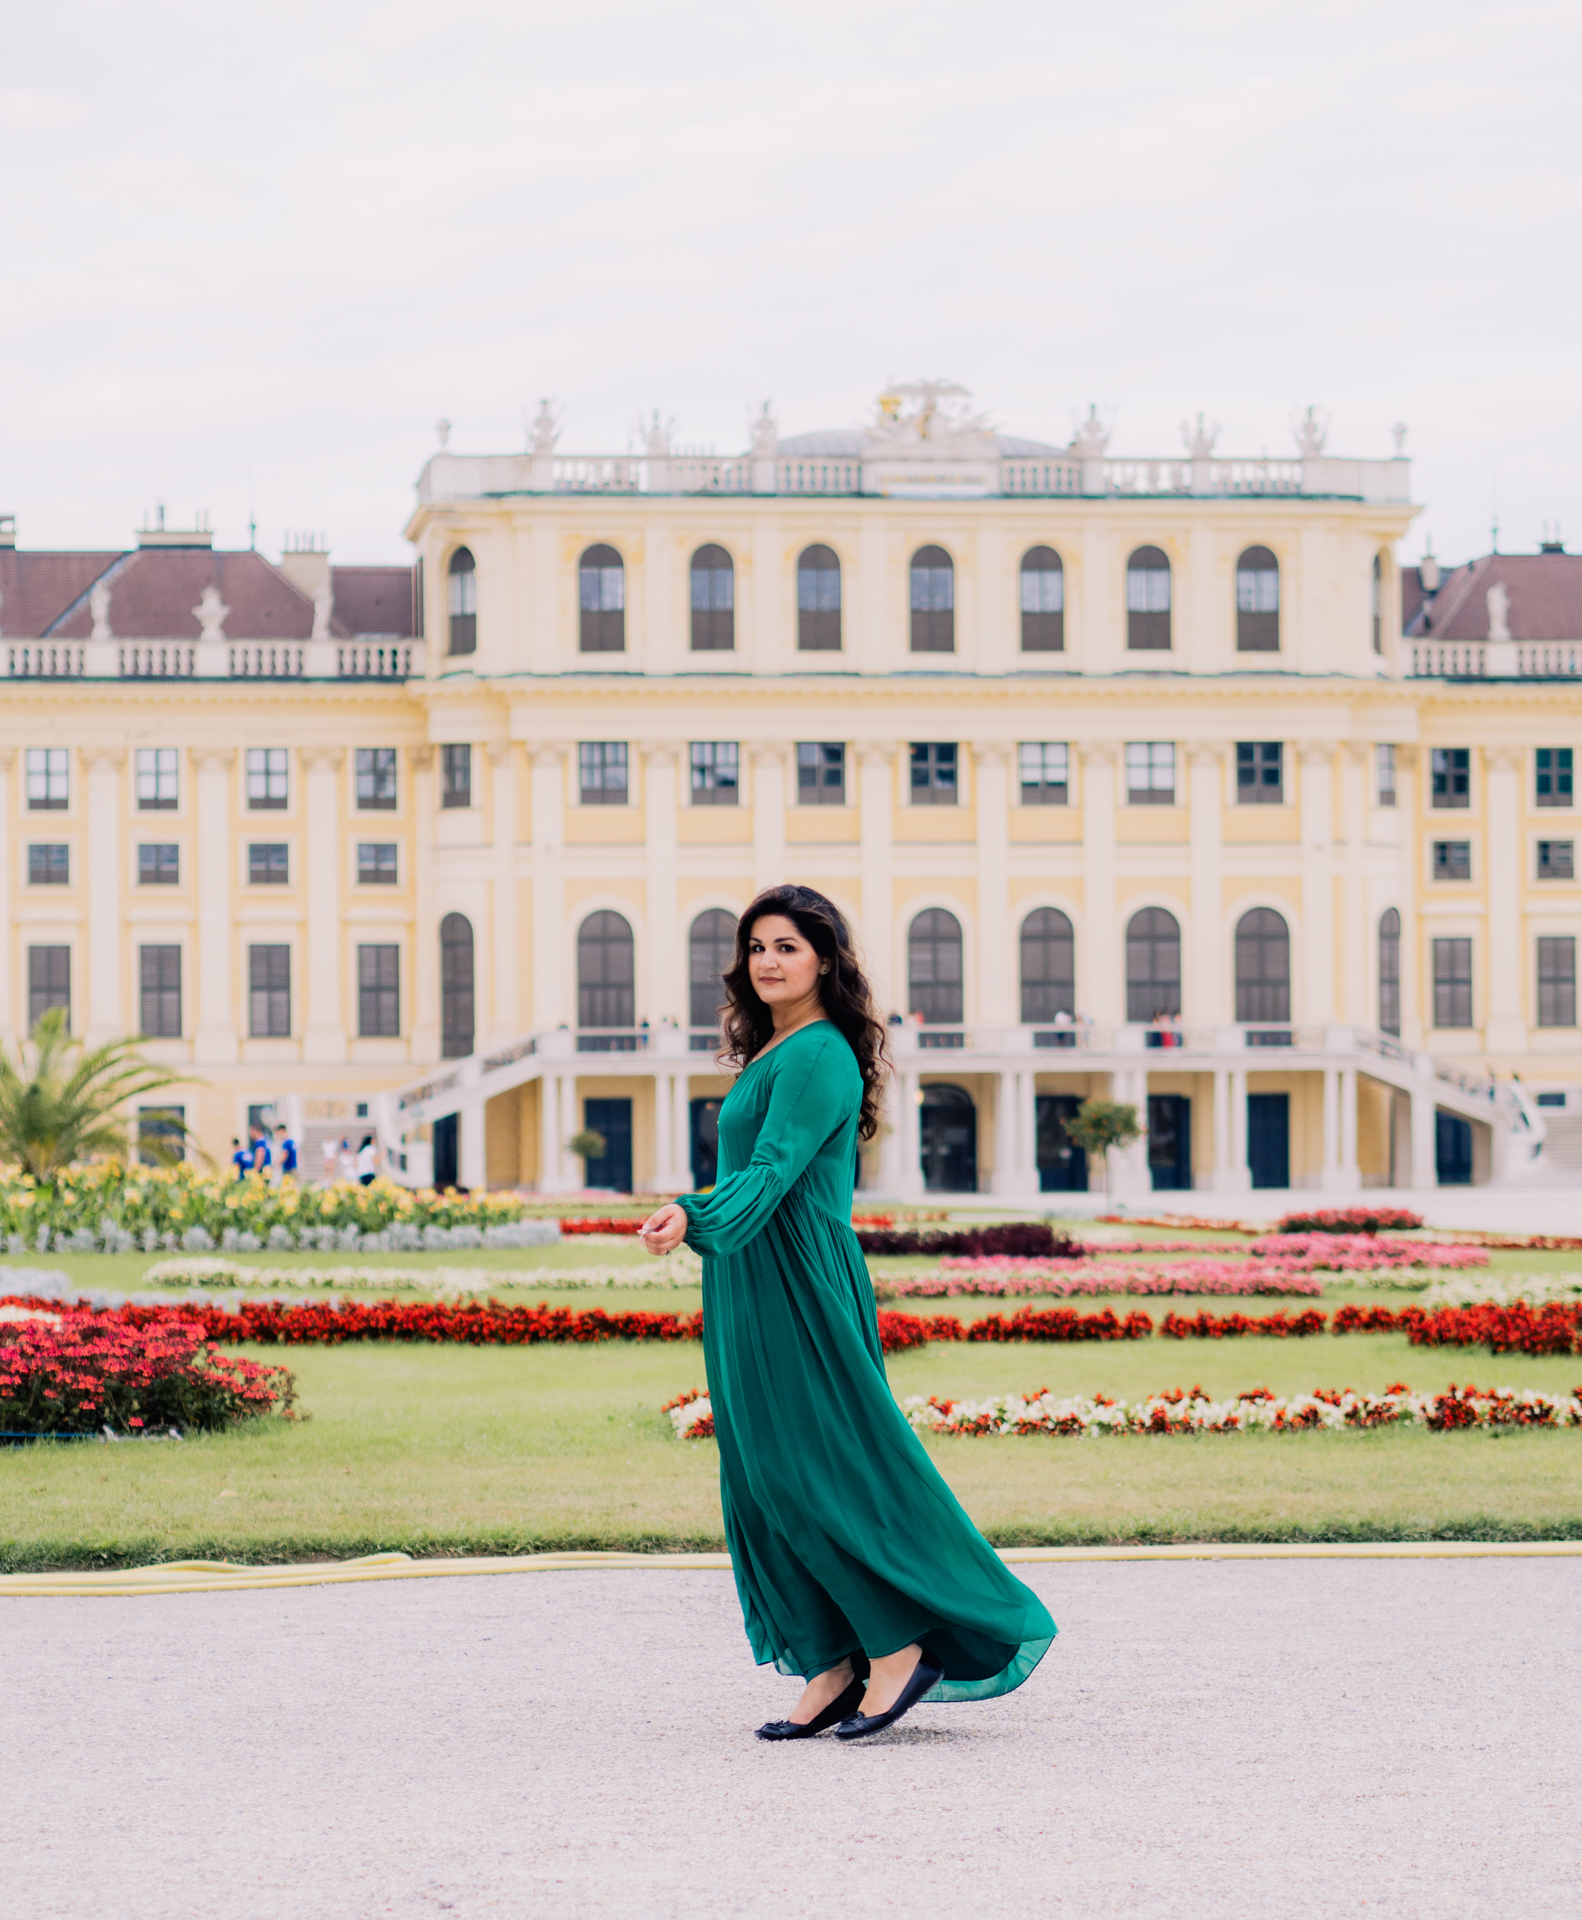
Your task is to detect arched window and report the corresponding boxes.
[1235,908,1291,1023]
[439,913,474,1058]
[1378,907,1401,1036]
[908,907,964,1027]
[1372,552,1384,654]
[690,545,735,651]
[1236,546,1279,652]
[577,911,635,1031]
[689,909,736,1032]
[1020,908,1075,1022]
[1020,547,1064,652]
[1126,546,1171,650]
[1125,907,1181,1021]
[579,544,625,652]
[446,548,476,656]
[910,546,955,653]
[797,545,841,651]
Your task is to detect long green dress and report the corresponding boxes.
[677,1020,1056,1701]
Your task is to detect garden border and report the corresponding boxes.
[3,1539,1580,1597]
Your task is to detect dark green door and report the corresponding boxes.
[583,1098,633,1192]
[690,1097,722,1190]
[1436,1112,1473,1185]
[1147,1094,1192,1190]
[1036,1094,1088,1191]
[1247,1093,1289,1189]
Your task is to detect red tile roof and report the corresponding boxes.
[331,566,417,637]
[48,550,328,642]
[1408,552,1582,641]
[0,551,122,639]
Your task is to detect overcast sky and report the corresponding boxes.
[2,0,1578,565]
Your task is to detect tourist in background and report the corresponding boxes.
[355,1135,378,1186]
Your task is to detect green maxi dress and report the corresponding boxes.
[677,1020,1056,1701]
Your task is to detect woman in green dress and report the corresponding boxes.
[640,885,1055,1741]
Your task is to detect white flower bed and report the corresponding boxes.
[143,1244,704,1294]
[1421,1273,1582,1309]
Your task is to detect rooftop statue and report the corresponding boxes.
[864,379,996,459]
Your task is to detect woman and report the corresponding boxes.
[355,1135,378,1186]
[640,886,1055,1742]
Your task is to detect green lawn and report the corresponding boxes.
[3,1329,1579,1571]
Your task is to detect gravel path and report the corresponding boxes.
[3,1560,1578,1917]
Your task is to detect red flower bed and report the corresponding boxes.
[560,1218,645,1235]
[0,1313,294,1436]
[1274,1206,1424,1234]
[963,1306,1155,1343]
[1161,1308,1328,1340]
[1405,1301,1582,1358]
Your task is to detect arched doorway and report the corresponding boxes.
[920,1083,976,1192]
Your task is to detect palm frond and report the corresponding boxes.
[0,1009,191,1183]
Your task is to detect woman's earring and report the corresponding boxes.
[820,964,830,975]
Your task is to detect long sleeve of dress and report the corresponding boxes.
[678,1032,848,1256]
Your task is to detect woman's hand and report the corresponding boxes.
[639,1202,688,1256]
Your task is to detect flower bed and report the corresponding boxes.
[1274,1206,1424,1234]
[1161,1308,1327,1339]
[143,1245,705,1294]
[901,1381,1582,1437]
[1422,1275,1582,1310]
[0,1164,541,1255]
[1242,1234,1484,1270]
[1406,1301,1582,1358]
[877,1262,1324,1300]
[855,1222,1078,1258]
[0,1314,296,1436]
[663,1388,715,1439]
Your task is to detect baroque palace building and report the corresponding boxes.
[4,381,1582,1198]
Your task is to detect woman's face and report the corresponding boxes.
[746,914,823,1010]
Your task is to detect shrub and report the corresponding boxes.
[855,1222,1079,1258]
[0,1314,295,1436]
[1274,1206,1424,1235]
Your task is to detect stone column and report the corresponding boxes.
[193,747,237,1064]
[896,1065,924,1199]
[1230,1066,1250,1187]
[972,742,1012,1026]
[1320,1065,1342,1189]
[992,1066,1039,1198]
[1187,743,1225,1022]
[302,747,346,1063]
[1339,1063,1359,1187]
[1395,747,1424,1046]
[410,747,438,1059]
[643,744,681,1025]
[1410,1076,1438,1191]
[1484,747,1525,1051]
[1298,743,1336,1022]
[529,745,567,1028]
[458,1094,486,1192]
[1080,746,1121,1023]
[1339,744,1369,1025]
[487,742,521,1043]
[671,1074,694,1194]
[83,748,124,1044]
[0,750,13,1040]
[857,743,896,1010]
[1211,1067,1233,1190]
[751,742,788,894]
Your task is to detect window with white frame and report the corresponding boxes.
[26,748,68,811]
[1126,742,1176,805]
[689,742,739,806]
[136,748,179,810]
[1018,743,1069,805]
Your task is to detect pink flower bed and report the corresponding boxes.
[1244,1234,1486,1270]
[877,1260,1324,1300]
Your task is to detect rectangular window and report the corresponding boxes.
[1538,840,1575,880]
[1431,746,1470,809]
[248,843,289,886]
[690,741,740,806]
[138,843,181,886]
[1536,747,1574,808]
[1126,741,1176,805]
[796,742,845,806]
[246,748,288,810]
[1433,840,1472,881]
[1376,744,1397,807]
[1018,742,1069,806]
[358,944,401,1037]
[355,747,398,811]
[1537,935,1577,1028]
[136,747,179,810]
[27,844,69,886]
[1537,1091,1568,1108]
[1432,936,1473,1029]
[909,742,958,806]
[1236,741,1283,804]
[26,747,68,811]
[358,842,399,885]
[579,741,628,805]
[441,744,471,809]
[248,944,291,1038]
[28,945,70,1030]
[137,1105,186,1167]
[139,944,182,1038]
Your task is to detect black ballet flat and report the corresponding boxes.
[755,1675,867,1741]
[833,1652,944,1741]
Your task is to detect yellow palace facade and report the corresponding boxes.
[4,383,1580,1198]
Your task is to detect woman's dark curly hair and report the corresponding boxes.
[718,885,891,1141]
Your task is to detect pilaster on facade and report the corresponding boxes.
[528,743,567,1030]
[409,745,439,1058]
[82,747,125,1045]
[643,742,682,1027]
[192,747,238,1064]
[971,742,1012,1028]
[750,742,789,897]
[1483,746,1526,1051]
[857,742,896,1006]
[486,740,521,1045]
[1187,742,1226,1024]
[302,746,347,1064]
[1298,741,1337,1022]
[1080,745,1120,1022]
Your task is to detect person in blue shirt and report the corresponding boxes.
[231,1137,248,1181]
[248,1126,271,1177]
[275,1125,297,1178]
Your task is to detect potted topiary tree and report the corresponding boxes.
[1064,1097,1141,1201]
